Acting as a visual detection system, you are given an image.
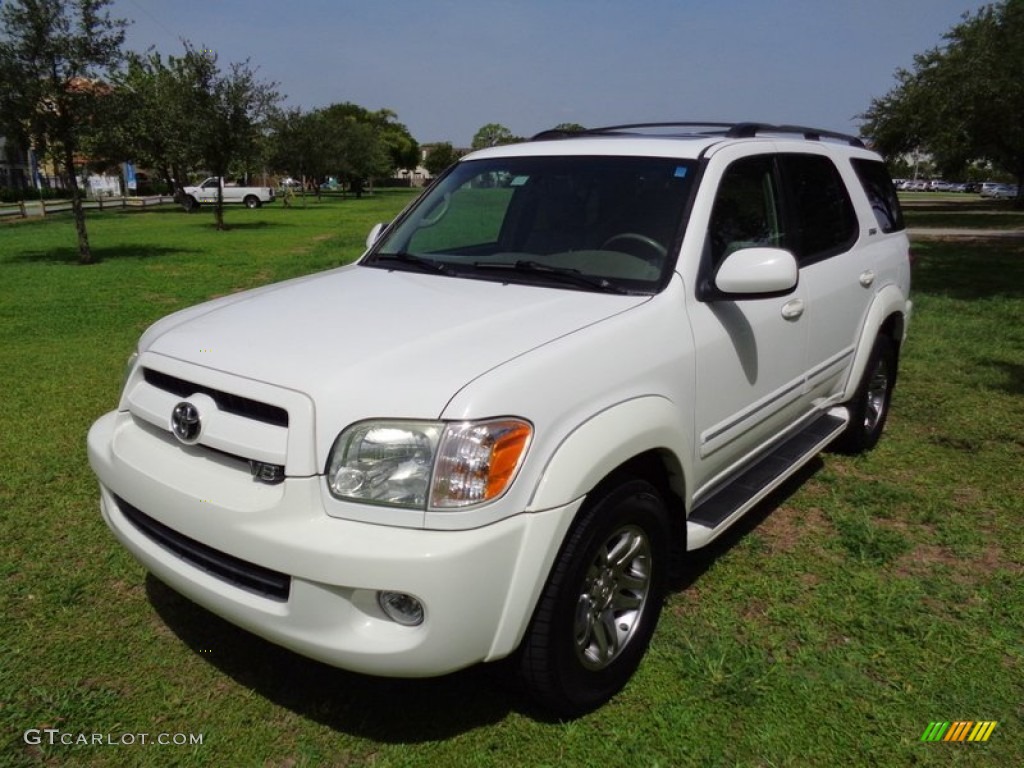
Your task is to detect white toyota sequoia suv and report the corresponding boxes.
[88,122,912,716]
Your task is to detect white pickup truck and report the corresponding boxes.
[179,177,276,210]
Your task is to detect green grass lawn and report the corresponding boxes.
[900,196,1024,230]
[1,197,1021,766]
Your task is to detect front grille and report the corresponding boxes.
[143,368,289,427]
[116,496,291,601]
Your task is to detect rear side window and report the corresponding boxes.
[852,158,905,233]
[781,154,858,265]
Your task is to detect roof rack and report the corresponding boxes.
[531,121,865,148]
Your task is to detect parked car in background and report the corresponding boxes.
[980,182,1006,197]
[989,184,1019,200]
[180,177,276,211]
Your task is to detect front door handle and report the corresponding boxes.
[859,270,876,287]
[781,299,804,320]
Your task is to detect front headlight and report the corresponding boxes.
[327,418,532,510]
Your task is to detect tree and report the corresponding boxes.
[318,102,416,190]
[370,107,419,174]
[0,0,127,264]
[265,107,327,200]
[423,142,460,177]
[90,49,209,196]
[471,123,521,149]
[185,44,279,229]
[267,103,414,198]
[337,120,391,197]
[861,0,1024,200]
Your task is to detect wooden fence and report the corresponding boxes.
[0,195,177,221]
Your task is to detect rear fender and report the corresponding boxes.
[842,284,910,401]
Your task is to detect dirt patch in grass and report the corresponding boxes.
[741,599,769,621]
[140,291,180,306]
[894,542,961,577]
[109,579,144,599]
[755,505,831,554]
[979,541,1024,574]
[894,539,1022,581]
[668,583,705,616]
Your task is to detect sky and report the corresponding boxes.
[112,0,987,148]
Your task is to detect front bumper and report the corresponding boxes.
[87,410,580,676]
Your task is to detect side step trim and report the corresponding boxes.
[687,408,849,550]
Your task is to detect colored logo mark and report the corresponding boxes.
[920,721,998,742]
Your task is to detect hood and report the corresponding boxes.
[142,264,648,426]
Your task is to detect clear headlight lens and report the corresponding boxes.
[326,418,532,510]
[327,421,442,508]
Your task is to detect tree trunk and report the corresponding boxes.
[215,181,226,230]
[160,165,174,196]
[62,146,93,264]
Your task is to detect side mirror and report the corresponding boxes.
[365,222,386,249]
[713,247,798,297]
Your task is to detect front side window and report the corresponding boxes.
[707,155,783,269]
[366,156,695,294]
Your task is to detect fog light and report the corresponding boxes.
[378,591,425,626]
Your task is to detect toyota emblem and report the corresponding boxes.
[171,401,202,444]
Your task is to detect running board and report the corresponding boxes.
[686,408,849,550]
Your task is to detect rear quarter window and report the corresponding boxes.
[851,158,906,234]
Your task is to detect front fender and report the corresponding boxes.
[528,395,691,512]
[842,284,912,401]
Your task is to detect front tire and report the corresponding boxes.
[519,477,670,718]
[834,334,897,454]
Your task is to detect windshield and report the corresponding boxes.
[366,155,695,293]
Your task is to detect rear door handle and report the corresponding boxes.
[781,299,804,320]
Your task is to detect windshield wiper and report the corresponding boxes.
[372,252,455,276]
[470,260,628,294]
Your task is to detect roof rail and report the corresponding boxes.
[531,121,865,148]
[726,122,865,147]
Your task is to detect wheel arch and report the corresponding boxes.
[842,286,908,402]
[486,398,691,662]
[528,396,690,521]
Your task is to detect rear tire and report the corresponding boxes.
[834,334,897,454]
[244,195,261,209]
[519,477,670,718]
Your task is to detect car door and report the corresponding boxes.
[684,147,811,491]
[197,178,220,204]
[777,150,868,404]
